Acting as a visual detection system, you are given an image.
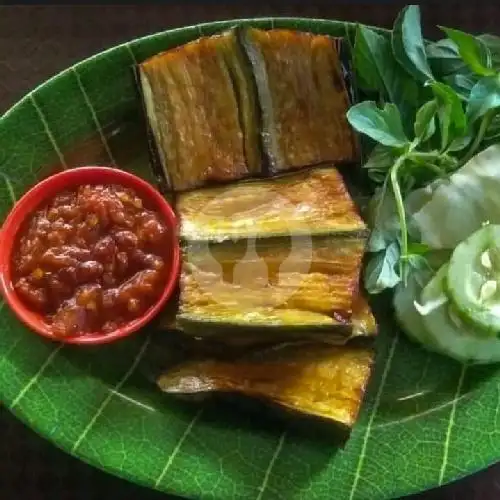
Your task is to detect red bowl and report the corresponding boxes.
[0,166,180,345]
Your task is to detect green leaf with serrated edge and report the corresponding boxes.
[415,100,438,142]
[2,17,500,500]
[441,26,495,76]
[467,75,500,124]
[392,5,434,82]
[347,101,409,147]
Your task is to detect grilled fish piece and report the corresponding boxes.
[240,28,358,173]
[177,234,368,339]
[157,342,375,437]
[138,30,260,191]
[160,290,377,346]
[176,166,368,242]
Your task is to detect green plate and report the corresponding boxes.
[1,17,499,500]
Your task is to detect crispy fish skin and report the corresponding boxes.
[177,166,367,242]
[139,32,258,191]
[177,235,366,334]
[157,343,375,430]
[241,28,357,173]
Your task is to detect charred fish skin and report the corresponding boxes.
[239,27,359,175]
[138,31,261,192]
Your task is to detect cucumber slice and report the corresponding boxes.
[415,264,449,316]
[393,268,437,348]
[421,264,500,364]
[447,224,500,335]
[394,263,500,364]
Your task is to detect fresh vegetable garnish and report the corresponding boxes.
[349,5,500,293]
[351,5,500,363]
[412,144,500,248]
[447,224,500,334]
[394,260,500,364]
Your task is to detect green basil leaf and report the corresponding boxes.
[477,33,500,70]
[364,241,401,294]
[366,182,400,252]
[353,24,385,92]
[414,100,438,142]
[443,72,478,101]
[484,114,500,141]
[363,144,396,170]
[428,81,467,149]
[466,75,500,124]
[363,145,396,183]
[447,134,473,152]
[406,254,435,287]
[392,5,433,82]
[440,27,494,76]
[347,101,409,147]
[407,242,431,256]
[353,25,419,127]
[426,38,467,77]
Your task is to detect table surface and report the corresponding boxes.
[1,3,500,499]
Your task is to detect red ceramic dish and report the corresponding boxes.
[0,166,180,345]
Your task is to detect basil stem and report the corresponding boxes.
[460,108,496,166]
[390,155,409,282]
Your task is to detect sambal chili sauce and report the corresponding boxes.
[12,184,170,337]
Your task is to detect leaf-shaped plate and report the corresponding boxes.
[1,18,499,500]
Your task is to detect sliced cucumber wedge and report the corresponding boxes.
[393,267,437,348]
[395,262,500,364]
[447,224,500,335]
[420,263,500,364]
[415,264,449,317]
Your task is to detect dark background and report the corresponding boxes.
[1,3,500,499]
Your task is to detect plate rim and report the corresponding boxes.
[0,16,494,500]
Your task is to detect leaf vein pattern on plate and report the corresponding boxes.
[374,397,458,429]
[0,338,25,372]
[71,336,151,452]
[29,95,68,169]
[439,363,468,484]
[256,430,287,500]
[9,344,64,409]
[72,67,117,166]
[349,333,399,500]
[0,173,17,206]
[154,406,205,488]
